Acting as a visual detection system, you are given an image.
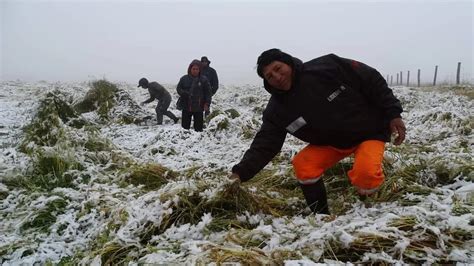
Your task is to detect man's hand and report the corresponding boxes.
[389,118,406,145]
[229,173,241,184]
[226,173,242,193]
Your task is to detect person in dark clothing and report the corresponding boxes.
[201,56,219,95]
[176,60,212,132]
[138,78,178,125]
[229,49,406,215]
[201,56,219,116]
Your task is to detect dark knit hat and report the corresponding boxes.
[256,48,294,78]
[201,56,210,63]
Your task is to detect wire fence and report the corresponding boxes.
[384,62,472,87]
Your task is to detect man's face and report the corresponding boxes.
[190,65,200,77]
[202,61,209,67]
[262,61,292,91]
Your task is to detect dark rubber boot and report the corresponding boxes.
[299,179,330,214]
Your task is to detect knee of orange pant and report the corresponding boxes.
[292,150,326,180]
[348,168,384,189]
[293,166,325,181]
[291,150,305,165]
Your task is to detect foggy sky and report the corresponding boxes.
[1,0,473,85]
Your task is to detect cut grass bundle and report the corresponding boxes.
[19,91,76,153]
[74,80,118,119]
[207,181,273,214]
[136,180,299,245]
[156,182,266,237]
[158,180,304,237]
[248,169,299,190]
[125,163,177,191]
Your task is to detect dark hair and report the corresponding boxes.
[188,59,202,75]
[256,48,293,78]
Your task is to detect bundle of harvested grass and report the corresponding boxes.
[126,163,177,191]
[149,179,300,240]
[206,181,273,215]
[20,91,76,152]
[74,80,118,119]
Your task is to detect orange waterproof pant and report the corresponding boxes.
[292,140,385,194]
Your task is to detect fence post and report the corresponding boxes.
[433,65,438,86]
[407,71,410,86]
[417,69,420,87]
[456,62,461,85]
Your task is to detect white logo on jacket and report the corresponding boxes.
[286,117,307,133]
[327,85,346,102]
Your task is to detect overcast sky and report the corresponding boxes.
[1,0,473,85]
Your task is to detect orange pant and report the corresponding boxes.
[292,140,385,194]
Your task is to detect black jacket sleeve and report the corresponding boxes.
[332,54,403,121]
[232,114,287,182]
[211,68,219,95]
[202,77,212,107]
[176,76,188,97]
[143,97,154,104]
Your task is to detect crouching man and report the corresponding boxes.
[230,49,406,214]
[138,78,178,125]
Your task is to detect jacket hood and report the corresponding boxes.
[188,59,202,76]
[263,57,303,95]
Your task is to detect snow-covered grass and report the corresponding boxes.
[0,81,472,264]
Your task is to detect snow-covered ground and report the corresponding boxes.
[0,81,472,264]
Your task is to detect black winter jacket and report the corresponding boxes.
[177,74,212,112]
[201,66,219,95]
[232,54,403,182]
[143,82,172,104]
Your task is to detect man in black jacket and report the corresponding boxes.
[201,56,219,95]
[138,78,178,125]
[230,49,406,214]
[201,56,219,116]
